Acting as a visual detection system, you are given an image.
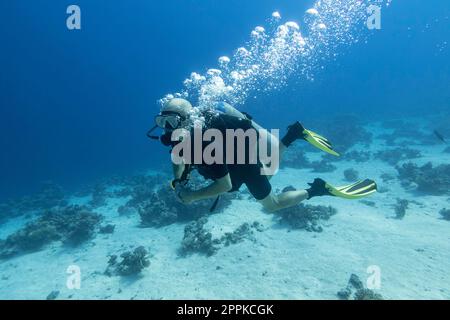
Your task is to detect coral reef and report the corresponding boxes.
[337,274,383,300]
[375,148,422,166]
[220,223,255,246]
[99,224,115,234]
[344,168,359,182]
[0,205,102,259]
[397,162,450,195]
[130,185,179,227]
[105,246,150,276]
[348,273,364,290]
[126,177,235,227]
[353,288,384,300]
[0,221,60,256]
[278,204,337,232]
[439,208,450,221]
[81,174,167,205]
[46,290,60,300]
[61,207,103,246]
[378,122,432,146]
[180,217,219,256]
[180,219,263,257]
[394,199,409,219]
[336,287,352,300]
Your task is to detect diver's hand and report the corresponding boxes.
[175,187,196,205]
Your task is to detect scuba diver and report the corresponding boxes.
[148,98,377,212]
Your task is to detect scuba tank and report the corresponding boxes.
[215,102,280,159]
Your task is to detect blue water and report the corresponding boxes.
[1,0,449,200]
[1,0,450,301]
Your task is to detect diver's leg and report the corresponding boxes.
[245,166,309,212]
[258,178,334,212]
[259,121,302,173]
[259,190,309,213]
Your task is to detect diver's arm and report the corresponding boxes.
[179,174,233,203]
[173,163,185,180]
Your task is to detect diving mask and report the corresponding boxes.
[155,111,184,130]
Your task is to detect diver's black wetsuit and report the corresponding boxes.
[184,112,272,200]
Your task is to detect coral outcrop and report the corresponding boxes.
[337,274,383,300]
[278,204,337,232]
[344,168,359,182]
[375,148,422,165]
[439,208,450,221]
[180,217,219,256]
[394,199,409,219]
[397,162,450,195]
[180,219,263,256]
[0,205,102,259]
[125,177,235,227]
[220,223,257,246]
[105,246,150,276]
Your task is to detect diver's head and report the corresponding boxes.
[155,98,193,131]
[152,98,192,147]
[162,98,192,119]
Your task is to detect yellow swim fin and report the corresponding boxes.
[303,128,340,157]
[283,122,340,156]
[326,179,378,200]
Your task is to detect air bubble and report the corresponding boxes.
[306,8,319,16]
[317,23,327,30]
[161,0,392,110]
[285,22,300,30]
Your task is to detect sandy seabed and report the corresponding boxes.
[0,123,449,300]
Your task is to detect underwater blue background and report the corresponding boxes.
[1,0,449,200]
